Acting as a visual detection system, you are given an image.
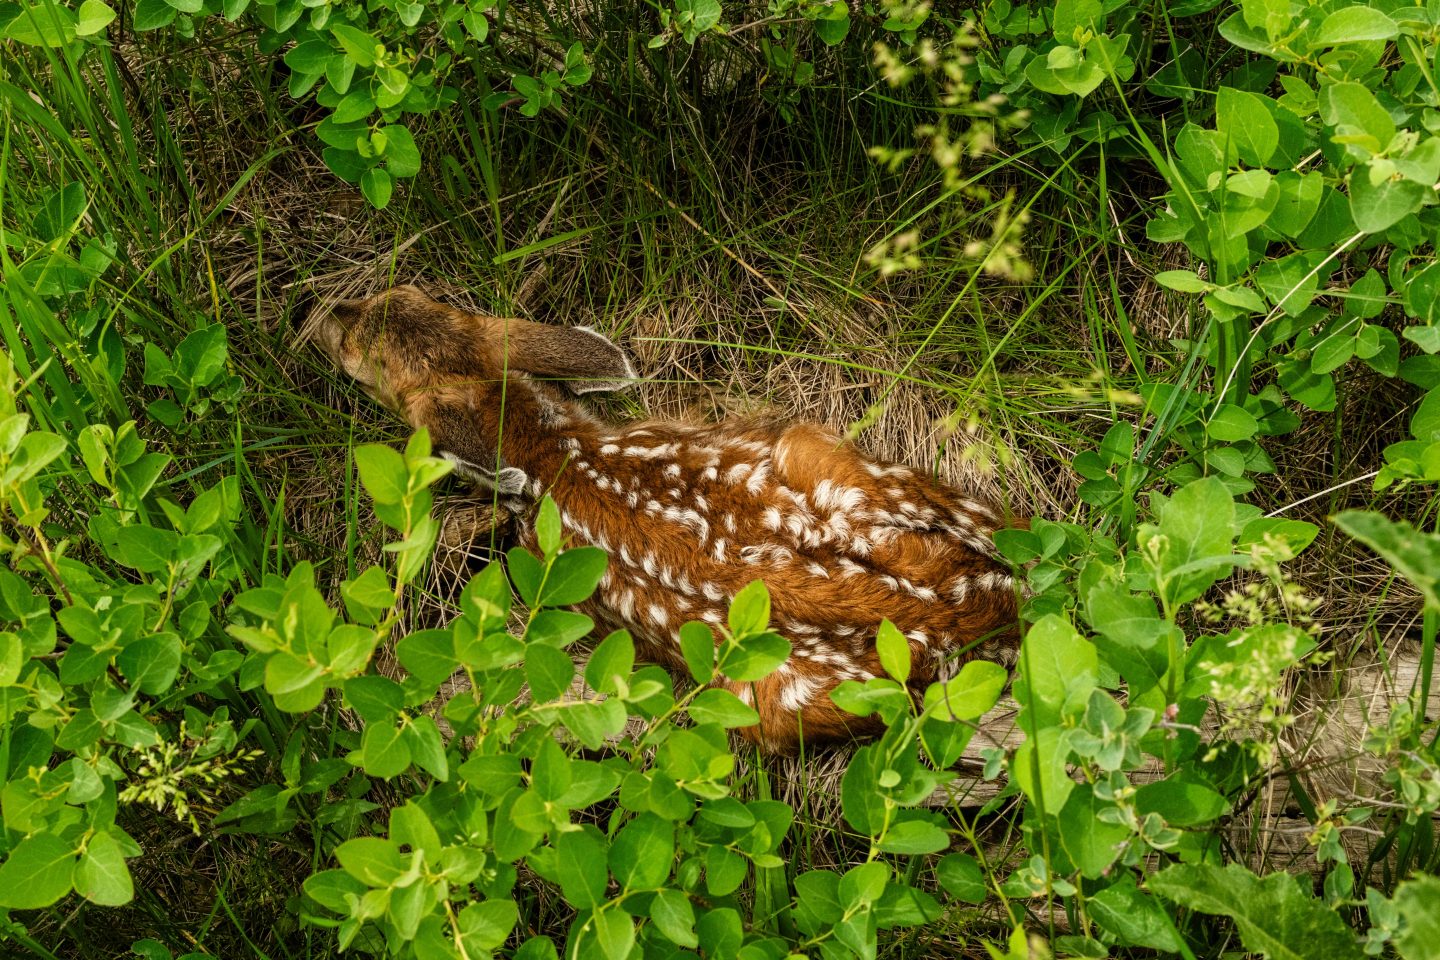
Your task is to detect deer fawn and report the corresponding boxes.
[314,285,1020,752]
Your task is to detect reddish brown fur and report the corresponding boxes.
[314,286,1021,752]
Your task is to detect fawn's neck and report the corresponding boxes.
[420,377,603,491]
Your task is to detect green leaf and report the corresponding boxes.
[1154,270,1211,293]
[530,738,573,804]
[1058,786,1129,878]
[1148,863,1364,960]
[923,659,1008,720]
[609,813,673,889]
[0,833,76,908]
[1255,249,1329,318]
[1270,171,1324,238]
[345,674,404,722]
[541,547,608,605]
[1208,404,1259,442]
[527,610,594,648]
[583,629,633,695]
[526,642,575,702]
[1014,614,1097,726]
[265,652,323,696]
[687,687,759,727]
[404,715,448,780]
[343,565,396,612]
[75,0,116,35]
[536,495,562,556]
[354,443,407,504]
[361,720,411,778]
[937,853,987,904]
[706,844,747,895]
[382,124,421,178]
[284,38,333,74]
[74,831,133,906]
[650,889,698,947]
[130,0,174,31]
[1320,82,1394,153]
[875,619,910,683]
[718,631,790,682]
[5,0,78,44]
[1216,87,1278,167]
[728,579,771,636]
[1086,584,1168,650]
[303,869,367,913]
[330,23,377,66]
[1333,511,1440,610]
[1394,875,1440,960]
[116,632,182,694]
[813,10,849,45]
[1135,778,1229,826]
[113,525,177,574]
[555,828,608,909]
[876,817,950,854]
[1314,6,1397,44]
[678,621,715,683]
[360,167,393,209]
[1350,165,1425,234]
[0,632,21,686]
[334,836,406,886]
[1011,726,1075,812]
[1089,876,1186,951]
[389,802,441,862]
[840,860,890,908]
[592,909,635,960]
[556,698,627,749]
[1139,476,1238,606]
[458,899,519,953]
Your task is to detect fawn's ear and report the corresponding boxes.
[497,321,638,394]
[424,396,532,496]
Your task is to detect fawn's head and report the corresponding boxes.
[312,284,637,491]
[312,284,636,400]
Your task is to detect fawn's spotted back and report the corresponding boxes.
[313,285,1021,752]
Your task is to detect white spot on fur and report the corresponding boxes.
[779,675,823,711]
[740,544,793,566]
[625,443,678,460]
[980,570,1014,593]
[725,462,753,485]
[648,604,670,627]
[813,479,867,513]
[745,462,772,494]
